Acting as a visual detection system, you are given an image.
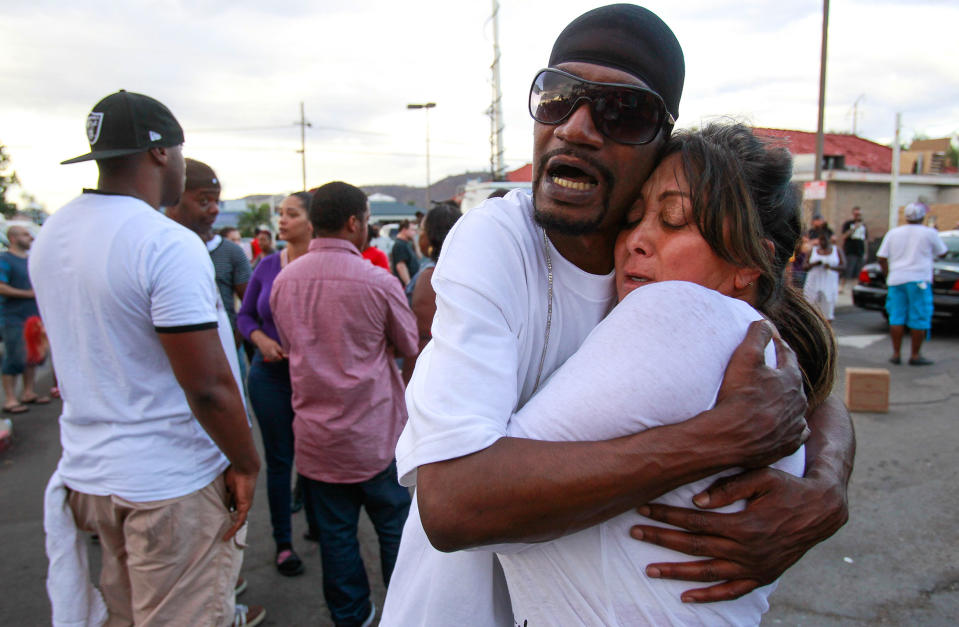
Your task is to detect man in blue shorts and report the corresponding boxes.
[0,225,44,413]
[877,201,947,365]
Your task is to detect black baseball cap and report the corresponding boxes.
[61,90,185,165]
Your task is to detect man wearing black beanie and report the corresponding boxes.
[383,5,853,625]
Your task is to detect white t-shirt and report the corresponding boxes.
[876,224,948,286]
[383,190,616,626]
[499,281,805,626]
[30,192,241,502]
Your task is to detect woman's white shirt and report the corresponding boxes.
[499,281,805,627]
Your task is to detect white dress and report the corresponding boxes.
[803,246,841,320]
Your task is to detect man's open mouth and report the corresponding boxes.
[548,163,599,192]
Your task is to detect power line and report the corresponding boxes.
[187,125,293,133]
[182,144,484,160]
[187,122,389,137]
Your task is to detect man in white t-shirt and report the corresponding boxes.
[32,90,263,626]
[877,201,947,365]
[383,5,855,625]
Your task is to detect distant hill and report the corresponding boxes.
[362,170,492,207]
[219,170,495,217]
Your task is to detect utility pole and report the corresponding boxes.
[295,102,312,191]
[488,0,505,180]
[890,112,901,232]
[407,103,436,206]
[813,0,830,217]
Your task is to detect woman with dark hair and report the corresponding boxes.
[402,203,462,382]
[496,122,836,625]
[237,191,313,576]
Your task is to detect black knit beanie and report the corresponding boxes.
[548,4,685,121]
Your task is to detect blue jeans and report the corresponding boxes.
[303,461,411,626]
[246,351,295,547]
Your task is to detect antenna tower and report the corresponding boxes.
[488,0,505,180]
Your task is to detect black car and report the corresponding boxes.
[852,230,959,323]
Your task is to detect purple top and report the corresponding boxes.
[237,252,282,343]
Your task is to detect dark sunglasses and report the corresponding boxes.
[528,68,675,145]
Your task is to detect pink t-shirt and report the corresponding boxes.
[271,237,418,483]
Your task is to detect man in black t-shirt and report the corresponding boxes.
[391,219,420,287]
[840,206,868,291]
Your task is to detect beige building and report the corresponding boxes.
[752,129,959,254]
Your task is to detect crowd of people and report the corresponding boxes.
[16,4,870,627]
[787,199,947,368]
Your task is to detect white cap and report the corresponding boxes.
[904,202,928,222]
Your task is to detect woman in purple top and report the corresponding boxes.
[237,191,312,576]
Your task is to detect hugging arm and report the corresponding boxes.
[418,321,809,551]
[631,395,854,603]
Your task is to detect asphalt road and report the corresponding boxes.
[1,295,957,625]
[765,297,959,626]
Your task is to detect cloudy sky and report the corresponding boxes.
[2,0,958,212]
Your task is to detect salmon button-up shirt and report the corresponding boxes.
[271,237,418,483]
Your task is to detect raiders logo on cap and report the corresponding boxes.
[62,90,184,165]
[86,112,104,145]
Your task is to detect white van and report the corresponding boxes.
[460,181,532,214]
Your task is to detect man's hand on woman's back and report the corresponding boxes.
[628,324,853,603]
[709,319,809,468]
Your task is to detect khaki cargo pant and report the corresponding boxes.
[68,474,245,627]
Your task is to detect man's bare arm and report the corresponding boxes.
[395,261,411,286]
[0,282,34,299]
[418,321,808,552]
[629,395,854,603]
[158,328,260,540]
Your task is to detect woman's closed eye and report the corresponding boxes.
[623,205,645,230]
[659,202,689,229]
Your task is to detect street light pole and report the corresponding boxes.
[407,102,436,207]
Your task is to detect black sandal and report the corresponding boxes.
[276,548,304,576]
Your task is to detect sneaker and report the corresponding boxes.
[276,548,305,576]
[360,601,376,627]
[234,576,247,596]
[233,604,265,627]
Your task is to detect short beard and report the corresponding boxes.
[532,148,614,236]
[532,203,606,236]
